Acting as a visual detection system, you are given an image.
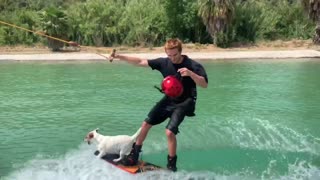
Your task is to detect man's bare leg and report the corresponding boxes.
[136,121,152,145]
[166,129,178,171]
[166,129,177,157]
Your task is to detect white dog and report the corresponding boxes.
[84,128,141,162]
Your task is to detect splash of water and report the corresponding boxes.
[3,143,320,180]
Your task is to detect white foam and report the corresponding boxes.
[4,144,218,180]
[4,142,320,180]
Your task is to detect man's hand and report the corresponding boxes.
[106,50,148,67]
[177,68,193,77]
[178,68,208,88]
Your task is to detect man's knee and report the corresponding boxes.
[165,129,176,138]
[141,120,152,129]
[166,115,182,135]
[166,126,179,135]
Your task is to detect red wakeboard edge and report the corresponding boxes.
[100,153,164,174]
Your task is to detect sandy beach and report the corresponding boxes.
[1,50,320,61]
[1,40,320,61]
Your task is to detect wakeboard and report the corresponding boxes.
[100,153,164,174]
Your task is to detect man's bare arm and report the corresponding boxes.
[178,68,208,88]
[109,50,149,67]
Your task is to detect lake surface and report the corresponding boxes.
[0,59,320,180]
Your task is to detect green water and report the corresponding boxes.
[0,59,320,180]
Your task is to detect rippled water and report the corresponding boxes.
[0,59,320,179]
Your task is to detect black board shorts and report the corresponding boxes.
[145,96,195,134]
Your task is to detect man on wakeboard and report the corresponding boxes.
[109,38,208,172]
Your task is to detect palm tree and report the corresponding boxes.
[302,0,320,44]
[198,0,235,45]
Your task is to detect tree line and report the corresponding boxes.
[0,0,318,48]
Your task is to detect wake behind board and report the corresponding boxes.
[100,153,164,174]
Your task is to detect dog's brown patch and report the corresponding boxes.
[88,133,94,139]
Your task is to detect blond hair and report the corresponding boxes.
[164,38,182,53]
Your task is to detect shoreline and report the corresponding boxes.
[1,40,320,61]
[1,49,320,61]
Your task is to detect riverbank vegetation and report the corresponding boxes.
[0,0,318,49]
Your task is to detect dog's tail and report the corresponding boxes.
[131,127,142,141]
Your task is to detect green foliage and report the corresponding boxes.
[0,0,84,11]
[256,0,314,40]
[165,0,207,43]
[215,31,230,48]
[163,0,184,38]
[0,10,40,45]
[119,0,168,46]
[39,6,69,50]
[67,0,124,46]
[221,0,314,47]
[228,1,262,43]
[281,3,314,39]
[18,10,41,44]
[39,7,69,37]
[0,0,317,47]
[0,27,6,45]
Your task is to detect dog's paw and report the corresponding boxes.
[94,150,100,156]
